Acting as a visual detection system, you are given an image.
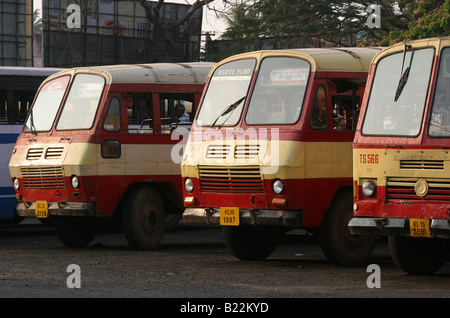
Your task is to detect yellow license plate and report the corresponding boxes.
[35,201,49,218]
[409,218,430,238]
[220,207,239,226]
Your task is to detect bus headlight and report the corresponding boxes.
[185,178,194,193]
[362,180,376,197]
[13,178,20,190]
[272,179,284,194]
[71,175,80,189]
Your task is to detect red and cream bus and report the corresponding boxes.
[9,62,214,249]
[181,48,381,265]
[350,37,450,274]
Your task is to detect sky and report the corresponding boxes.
[33,0,228,40]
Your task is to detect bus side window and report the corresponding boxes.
[159,93,194,134]
[103,97,121,132]
[331,82,361,131]
[310,85,328,129]
[127,93,153,134]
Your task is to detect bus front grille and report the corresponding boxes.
[199,165,264,193]
[386,177,450,202]
[20,166,66,189]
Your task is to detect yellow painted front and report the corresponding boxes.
[182,138,353,180]
[353,148,450,188]
[9,142,182,180]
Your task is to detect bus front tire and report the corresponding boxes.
[122,187,165,250]
[319,192,377,266]
[222,225,281,260]
[55,216,96,248]
[388,235,449,275]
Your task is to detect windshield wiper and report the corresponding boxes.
[29,108,37,135]
[394,44,414,102]
[210,96,246,128]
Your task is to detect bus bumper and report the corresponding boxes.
[348,217,450,239]
[16,202,95,217]
[183,208,302,227]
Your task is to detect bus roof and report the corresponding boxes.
[371,36,450,63]
[48,62,216,85]
[215,47,382,73]
[0,67,64,77]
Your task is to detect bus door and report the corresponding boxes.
[96,93,126,215]
[303,81,334,225]
[304,79,362,227]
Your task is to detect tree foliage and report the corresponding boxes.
[219,0,449,48]
[221,0,370,45]
[364,0,450,46]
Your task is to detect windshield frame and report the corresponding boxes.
[55,73,106,131]
[360,46,435,138]
[428,46,450,138]
[195,58,256,128]
[244,56,311,126]
[23,75,71,133]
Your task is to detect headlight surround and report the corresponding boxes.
[272,179,284,194]
[13,178,20,190]
[184,178,194,193]
[71,175,80,189]
[362,180,376,197]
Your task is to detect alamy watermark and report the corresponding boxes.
[65,4,382,30]
[65,263,381,290]
[66,264,81,289]
[366,264,381,288]
[366,4,381,29]
[170,125,281,174]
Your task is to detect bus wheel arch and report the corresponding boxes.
[319,188,377,266]
[121,185,165,250]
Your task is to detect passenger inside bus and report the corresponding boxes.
[175,103,190,122]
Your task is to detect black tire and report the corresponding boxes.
[122,187,165,250]
[55,216,96,248]
[388,235,449,275]
[319,192,377,266]
[222,225,281,260]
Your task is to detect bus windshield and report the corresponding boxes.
[196,59,255,127]
[361,48,434,136]
[24,75,70,133]
[246,57,309,125]
[56,74,105,130]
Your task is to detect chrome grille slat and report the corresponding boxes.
[386,177,450,201]
[400,160,444,170]
[234,145,260,159]
[20,166,66,189]
[45,147,64,159]
[26,148,43,160]
[199,165,263,193]
[26,146,65,160]
[206,145,231,159]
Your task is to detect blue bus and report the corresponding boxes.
[0,67,63,223]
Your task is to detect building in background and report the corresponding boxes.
[0,0,33,66]
[1,1,203,67]
[40,0,203,67]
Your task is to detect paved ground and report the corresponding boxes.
[0,219,448,305]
